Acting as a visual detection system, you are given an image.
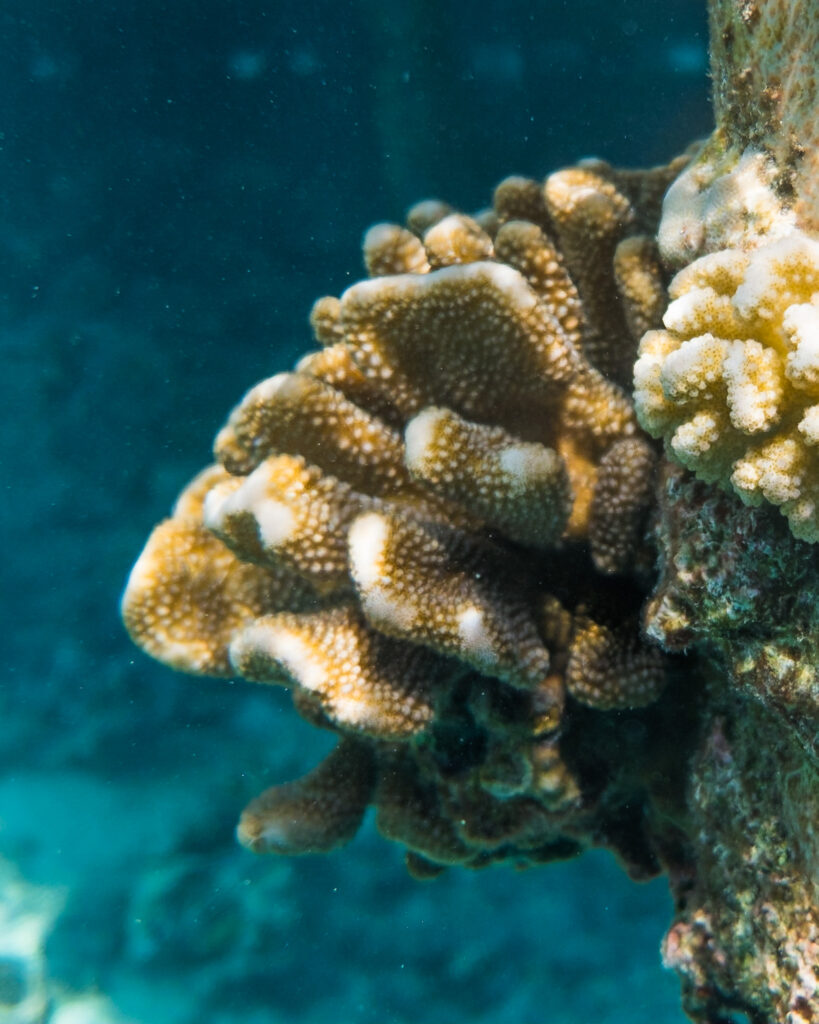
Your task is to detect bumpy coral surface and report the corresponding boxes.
[635,229,819,541]
[123,154,696,877]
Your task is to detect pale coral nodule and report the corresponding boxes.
[122,153,683,874]
[634,229,819,542]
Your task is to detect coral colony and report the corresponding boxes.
[122,1,819,1021]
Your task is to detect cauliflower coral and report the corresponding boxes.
[634,229,819,541]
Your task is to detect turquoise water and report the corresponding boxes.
[2,1,710,1020]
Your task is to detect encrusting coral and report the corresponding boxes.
[123,153,690,880]
[122,1,819,1021]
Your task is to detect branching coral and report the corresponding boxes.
[123,154,692,880]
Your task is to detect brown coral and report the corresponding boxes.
[121,466,321,676]
[237,738,376,855]
[123,154,691,876]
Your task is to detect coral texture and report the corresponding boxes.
[635,229,819,541]
[123,154,695,877]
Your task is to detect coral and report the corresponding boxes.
[123,153,692,878]
[635,230,819,540]
[231,606,443,739]
[0,858,62,1024]
[121,465,322,676]
[0,858,130,1024]
[237,738,376,855]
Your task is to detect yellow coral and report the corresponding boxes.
[565,614,665,711]
[123,155,680,873]
[204,454,367,595]
[121,466,320,676]
[231,605,441,738]
[634,229,819,541]
[347,510,552,690]
[403,406,571,546]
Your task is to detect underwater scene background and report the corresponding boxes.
[1,1,713,1021]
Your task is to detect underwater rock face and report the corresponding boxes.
[662,700,818,1024]
[647,462,819,1023]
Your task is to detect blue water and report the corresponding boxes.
[1,1,710,1021]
